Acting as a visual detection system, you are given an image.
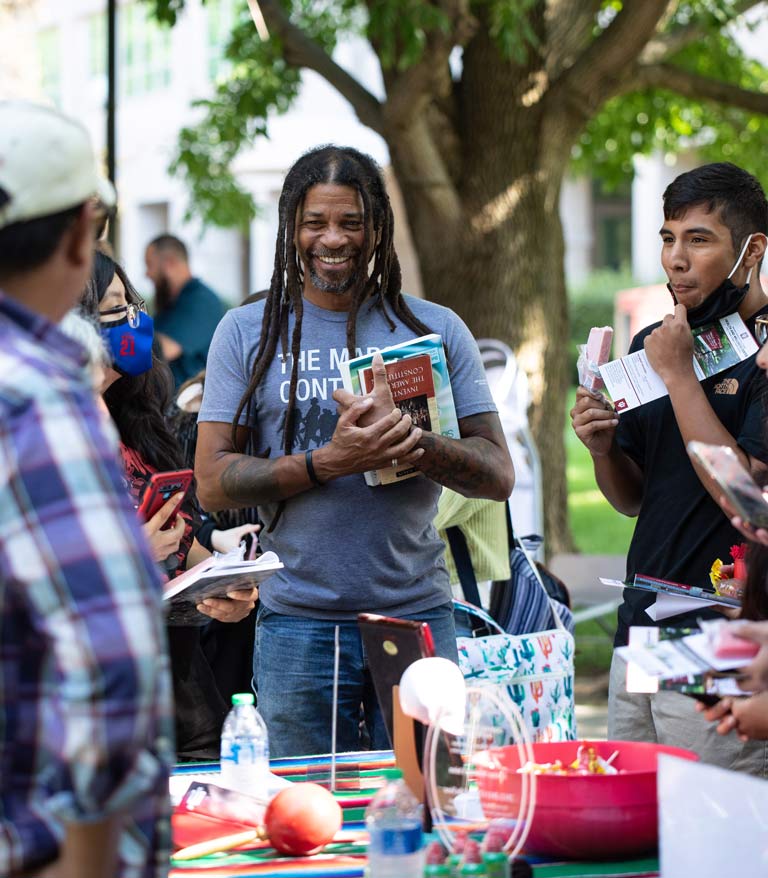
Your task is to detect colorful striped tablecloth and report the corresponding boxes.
[170,752,659,878]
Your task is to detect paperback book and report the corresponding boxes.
[164,550,283,625]
[338,333,459,486]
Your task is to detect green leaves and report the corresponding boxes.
[366,0,451,70]
[573,9,768,191]
[168,6,302,228]
[476,0,539,65]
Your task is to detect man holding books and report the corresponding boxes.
[196,145,514,757]
[570,162,768,774]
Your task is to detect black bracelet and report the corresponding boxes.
[305,449,325,487]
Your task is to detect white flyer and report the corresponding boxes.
[598,312,758,412]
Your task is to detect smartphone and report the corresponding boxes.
[137,468,194,530]
[687,440,768,529]
[358,613,435,747]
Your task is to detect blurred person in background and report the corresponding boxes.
[145,233,226,386]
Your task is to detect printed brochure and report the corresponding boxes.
[598,312,758,412]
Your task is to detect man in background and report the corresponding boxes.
[145,233,226,385]
[0,100,173,877]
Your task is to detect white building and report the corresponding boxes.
[1,0,767,301]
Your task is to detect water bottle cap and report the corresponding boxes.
[232,692,255,706]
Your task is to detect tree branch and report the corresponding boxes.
[554,0,671,112]
[640,0,765,65]
[382,0,475,132]
[633,62,768,114]
[255,0,385,135]
[544,0,603,79]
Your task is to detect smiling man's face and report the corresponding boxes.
[296,184,369,307]
[659,205,741,309]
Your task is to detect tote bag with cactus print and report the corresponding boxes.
[456,542,576,743]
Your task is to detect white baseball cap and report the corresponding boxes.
[0,101,116,231]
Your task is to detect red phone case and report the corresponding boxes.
[137,469,194,530]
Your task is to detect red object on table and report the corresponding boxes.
[474,740,698,860]
[264,783,343,855]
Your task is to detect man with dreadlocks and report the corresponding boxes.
[196,145,514,757]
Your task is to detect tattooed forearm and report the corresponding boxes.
[415,412,514,500]
[221,456,288,506]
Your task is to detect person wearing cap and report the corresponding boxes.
[0,101,174,876]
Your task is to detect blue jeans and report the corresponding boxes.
[253,603,458,758]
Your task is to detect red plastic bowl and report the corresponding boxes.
[474,740,698,860]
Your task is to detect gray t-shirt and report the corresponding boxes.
[199,294,496,619]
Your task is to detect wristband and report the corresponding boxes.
[305,449,325,487]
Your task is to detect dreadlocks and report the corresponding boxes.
[232,145,433,484]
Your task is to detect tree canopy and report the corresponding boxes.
[145,0,768,227]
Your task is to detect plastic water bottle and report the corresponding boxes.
[219,692,269,798]
[365,768,424,878]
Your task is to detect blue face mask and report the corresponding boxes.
[100,307,155,377]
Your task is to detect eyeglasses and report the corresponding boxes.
[755,315,768,345]
[100,300,147,327]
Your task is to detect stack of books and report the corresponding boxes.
[338,333,458,486]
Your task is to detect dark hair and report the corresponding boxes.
[232,145,432,529]
[742,543,768,620]
[148,233,189,262]
[80,250,184,472]
[663,162,768,253]
[241,289,268,306]
[0,202,84,277]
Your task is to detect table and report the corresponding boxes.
[170,752,660,878]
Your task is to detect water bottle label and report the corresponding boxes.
[368,824,423,855]
[220,740,268,765]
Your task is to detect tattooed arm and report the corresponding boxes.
[414,411,514,500]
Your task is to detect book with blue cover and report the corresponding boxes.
[338,333,458,485]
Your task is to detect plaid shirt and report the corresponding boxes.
[0,294,175,876]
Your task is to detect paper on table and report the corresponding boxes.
[659,754,768,877]
[169,769,291,806]
[645,593,717,621]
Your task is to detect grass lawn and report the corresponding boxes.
[564,391,632,687]
[565,390,635,556]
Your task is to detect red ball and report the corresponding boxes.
[264,782,342,856]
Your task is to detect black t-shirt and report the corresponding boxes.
[614,307,768,646]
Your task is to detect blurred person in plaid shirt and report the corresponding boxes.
[0,101,174,877]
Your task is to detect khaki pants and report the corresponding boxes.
[608,652,768,776]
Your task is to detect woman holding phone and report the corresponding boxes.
[79,250,259,759]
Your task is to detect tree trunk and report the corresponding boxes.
[395,160,574,555]
[385,18,581,555]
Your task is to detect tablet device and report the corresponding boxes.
[687,441,768,530]
[357,613,435,747]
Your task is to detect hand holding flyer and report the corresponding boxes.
[598,311,758,412]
